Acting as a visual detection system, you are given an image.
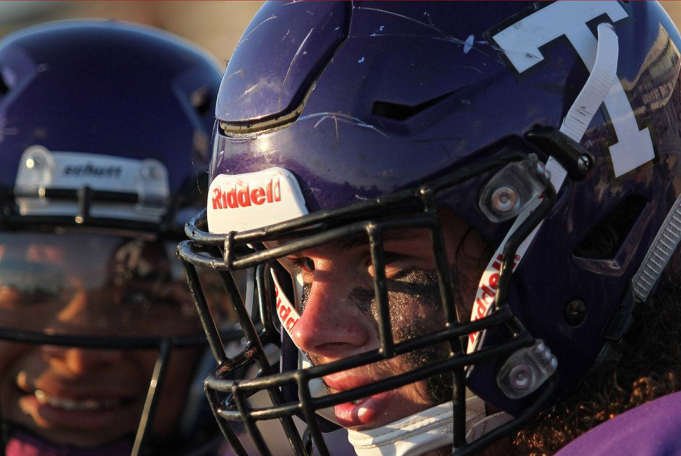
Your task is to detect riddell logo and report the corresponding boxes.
[212,178,281,210]
[274,280,299,333]
[469,253,519,345]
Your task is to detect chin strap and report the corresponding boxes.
[346,396,512,456]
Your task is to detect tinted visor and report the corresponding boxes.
[0,232,223,338]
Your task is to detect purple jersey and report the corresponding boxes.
[557,391,681,456]
[6,430,131,456]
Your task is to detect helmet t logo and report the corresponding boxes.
[493,1,655,178]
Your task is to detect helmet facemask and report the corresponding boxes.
[179,147,560,455]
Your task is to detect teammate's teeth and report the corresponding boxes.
[34,390,48,405]
[33,390,120,411]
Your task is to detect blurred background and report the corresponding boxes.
[1,1,681,73]
[0,2,266,70]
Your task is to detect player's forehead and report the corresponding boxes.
[269,228,426,256]
[283,222,474,262]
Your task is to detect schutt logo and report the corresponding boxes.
[63,163,122,178]
[212,178,281,210]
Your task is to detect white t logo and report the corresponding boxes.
[493,1,654,177]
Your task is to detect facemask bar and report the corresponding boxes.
[180,253,307,455]
[178,143,565,455]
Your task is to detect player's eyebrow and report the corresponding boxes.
[276,228,422,259]
[337,229,416,250]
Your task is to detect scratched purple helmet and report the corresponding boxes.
[179,2,681,455]
[0,21,233,455]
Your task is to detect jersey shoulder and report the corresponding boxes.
[557,391,681,456]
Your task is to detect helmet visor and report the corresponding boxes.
[0,232,224,338]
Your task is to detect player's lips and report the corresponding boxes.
[18,386,141,430]
[324,374,402,429]
[33,389,133,411]
[18,376,139,411]
[16,373,141,429]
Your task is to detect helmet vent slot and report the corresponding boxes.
[372,92,451,121]
[574,195,647,260]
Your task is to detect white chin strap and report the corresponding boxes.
[346,396,512,456]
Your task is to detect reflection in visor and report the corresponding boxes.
[0,232,243,456]
[0,233,220,338]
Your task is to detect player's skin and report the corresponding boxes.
[0,235,204,448]
[282,211,487,433]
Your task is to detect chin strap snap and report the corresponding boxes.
[346,396,512,456]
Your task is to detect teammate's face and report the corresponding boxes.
[0,233,208,447]
[0,343,196,447]
[284,212,487,430]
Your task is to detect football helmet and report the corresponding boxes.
[0,20,231,455]
[179,1,681,455]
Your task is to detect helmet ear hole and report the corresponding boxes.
[574,195,647,260]
[191,86,212,117]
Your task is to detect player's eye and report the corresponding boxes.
[367,252,404,278]
[0,284,69,309]
[288,256,315,274]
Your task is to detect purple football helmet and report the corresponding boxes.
[179,1,681,455]
[0,21,230,455]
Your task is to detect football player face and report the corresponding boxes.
[0,345,196,447]
[283,211,487,430]
[0,234,207,447]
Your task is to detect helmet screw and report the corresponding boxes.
[491,186,518,213]
[564,299,587,327]
[26,155,44,169]
[536,161,546,175]
[578,154,591,174]
[509,365,532,390]
[142,165,160,180]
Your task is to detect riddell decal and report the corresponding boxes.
[469,252,521,351]
[211,178,281,210]
[207,167,308,234]
[271,270,301,337]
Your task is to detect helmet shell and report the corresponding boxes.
[211,1,681,413]
[0,20,221,229]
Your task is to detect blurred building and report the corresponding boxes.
[3,1,681,71]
